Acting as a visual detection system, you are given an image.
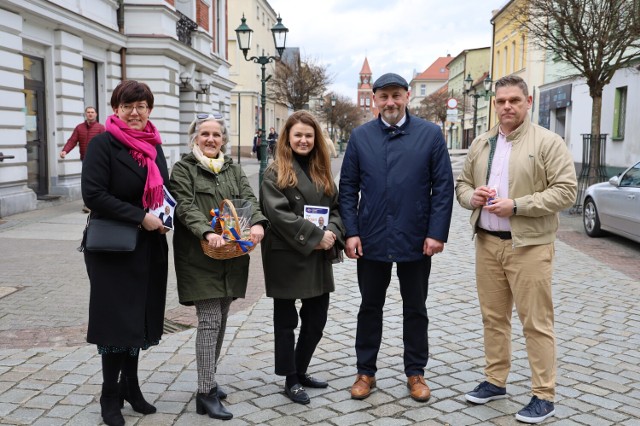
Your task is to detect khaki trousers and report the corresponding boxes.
[475,231,556,401]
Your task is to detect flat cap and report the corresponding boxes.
[372,73,409,92]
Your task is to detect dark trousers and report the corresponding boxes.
[355,257,431,377]
[273,293,330,376]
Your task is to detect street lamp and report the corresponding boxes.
[330,95,336,144]
[465,73,494,142]
[235,14,288,189]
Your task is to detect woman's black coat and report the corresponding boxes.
[81,132,169,348]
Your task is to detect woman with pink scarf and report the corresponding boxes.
[81,80,170,426]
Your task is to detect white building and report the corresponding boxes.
[0,0,234,216]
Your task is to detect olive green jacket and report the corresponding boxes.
[170,153,267,305]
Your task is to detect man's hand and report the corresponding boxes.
[483,198,515,218]
[59,151,67,159]
[423,238,444,256]
[345,236,362,259]
[470,185,495,208]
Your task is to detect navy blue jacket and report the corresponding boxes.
[339,111,454,262]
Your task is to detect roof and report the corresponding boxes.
[360,57,372,75]
[412,55,453,82]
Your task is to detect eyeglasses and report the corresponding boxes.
[120,104,149,114]
[196,113,224,120]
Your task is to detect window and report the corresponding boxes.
[365,98,370,106]
[420,84,426,96]
[520,35,525,69]
[613,86,627,140]
[504,46,508,75]
[619,162,640,187]
[511,41,516,72]
[360,97,364,106]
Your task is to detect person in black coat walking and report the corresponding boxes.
[82,80,170,426]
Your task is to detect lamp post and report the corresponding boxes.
[330,95,336,145]
[340,113,346,155]
[235,14,288,189]
[464,73,495,143]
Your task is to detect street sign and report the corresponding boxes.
[446,108,459,123]
[447,98,458,109]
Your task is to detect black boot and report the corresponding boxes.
[100,383,125,426]
[195,387,233,420]
[118,375,156,414]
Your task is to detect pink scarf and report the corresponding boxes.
[105,114,164,209]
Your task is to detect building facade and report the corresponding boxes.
[408,55,452,113]
[0,0,233,217]
[447,47,490,148]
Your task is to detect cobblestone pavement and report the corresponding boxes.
[1,154,639,425]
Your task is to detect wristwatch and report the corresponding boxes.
[513,200,518,215]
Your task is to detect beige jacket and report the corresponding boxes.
[455,119,577,247]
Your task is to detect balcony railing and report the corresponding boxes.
[176,11,198,46]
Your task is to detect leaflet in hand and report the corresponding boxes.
[149,185,177,230]
[304,205,329,230]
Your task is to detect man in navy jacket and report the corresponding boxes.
[339,73,454,402]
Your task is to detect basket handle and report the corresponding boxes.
[219,199,241,235]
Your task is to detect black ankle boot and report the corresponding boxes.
[118,375,156,414]
[101,383,125,426]
[195,387,233,420]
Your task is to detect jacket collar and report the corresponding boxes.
[185,151,233,175]
[377,109,411,138]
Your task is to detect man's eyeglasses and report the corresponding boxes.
[120,104,149,114]
[196,113,224,120]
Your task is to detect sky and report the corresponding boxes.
[266,0,508,103]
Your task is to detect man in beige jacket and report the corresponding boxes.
[455,75,576,424]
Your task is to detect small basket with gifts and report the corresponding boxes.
[200,199,255,260]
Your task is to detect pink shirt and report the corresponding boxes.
[478,128,512,232]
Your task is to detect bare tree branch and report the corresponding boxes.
[508,0,640,187]
[269,56,331,111]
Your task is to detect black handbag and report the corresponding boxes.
[83,217,140,252]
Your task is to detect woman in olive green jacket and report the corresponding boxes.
[260,111,345,405]
[170,114,267,420]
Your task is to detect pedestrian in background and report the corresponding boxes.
[455,74,577,424]
[260,110,345,405]
[339,73,454,402]
[82,80,169,426]
[60,106,105,213]
[267,126,278,159]
[322,129,338,158]
[252,129,263,161]
[170,113,267,420]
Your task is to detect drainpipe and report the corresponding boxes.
[118,0,126,81]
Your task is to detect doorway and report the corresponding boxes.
[23,55,49,198]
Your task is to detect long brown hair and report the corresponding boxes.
[270,110,334,195]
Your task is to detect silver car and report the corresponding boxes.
[583,161,640,243]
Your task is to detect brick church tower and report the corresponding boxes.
[357,57,378,120]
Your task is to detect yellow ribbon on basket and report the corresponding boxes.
[209,208,254,253]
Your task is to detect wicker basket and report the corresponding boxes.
[200,199,255,260]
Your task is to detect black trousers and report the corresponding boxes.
[273,293,330,376]
[355,257,431,377]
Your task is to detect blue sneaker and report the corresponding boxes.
[465,381,507,404]
[515,396,555,423]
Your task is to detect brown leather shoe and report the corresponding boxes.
[350,374,376,400]
[407,375,431,402]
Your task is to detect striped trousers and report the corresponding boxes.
[194,297,232,393]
